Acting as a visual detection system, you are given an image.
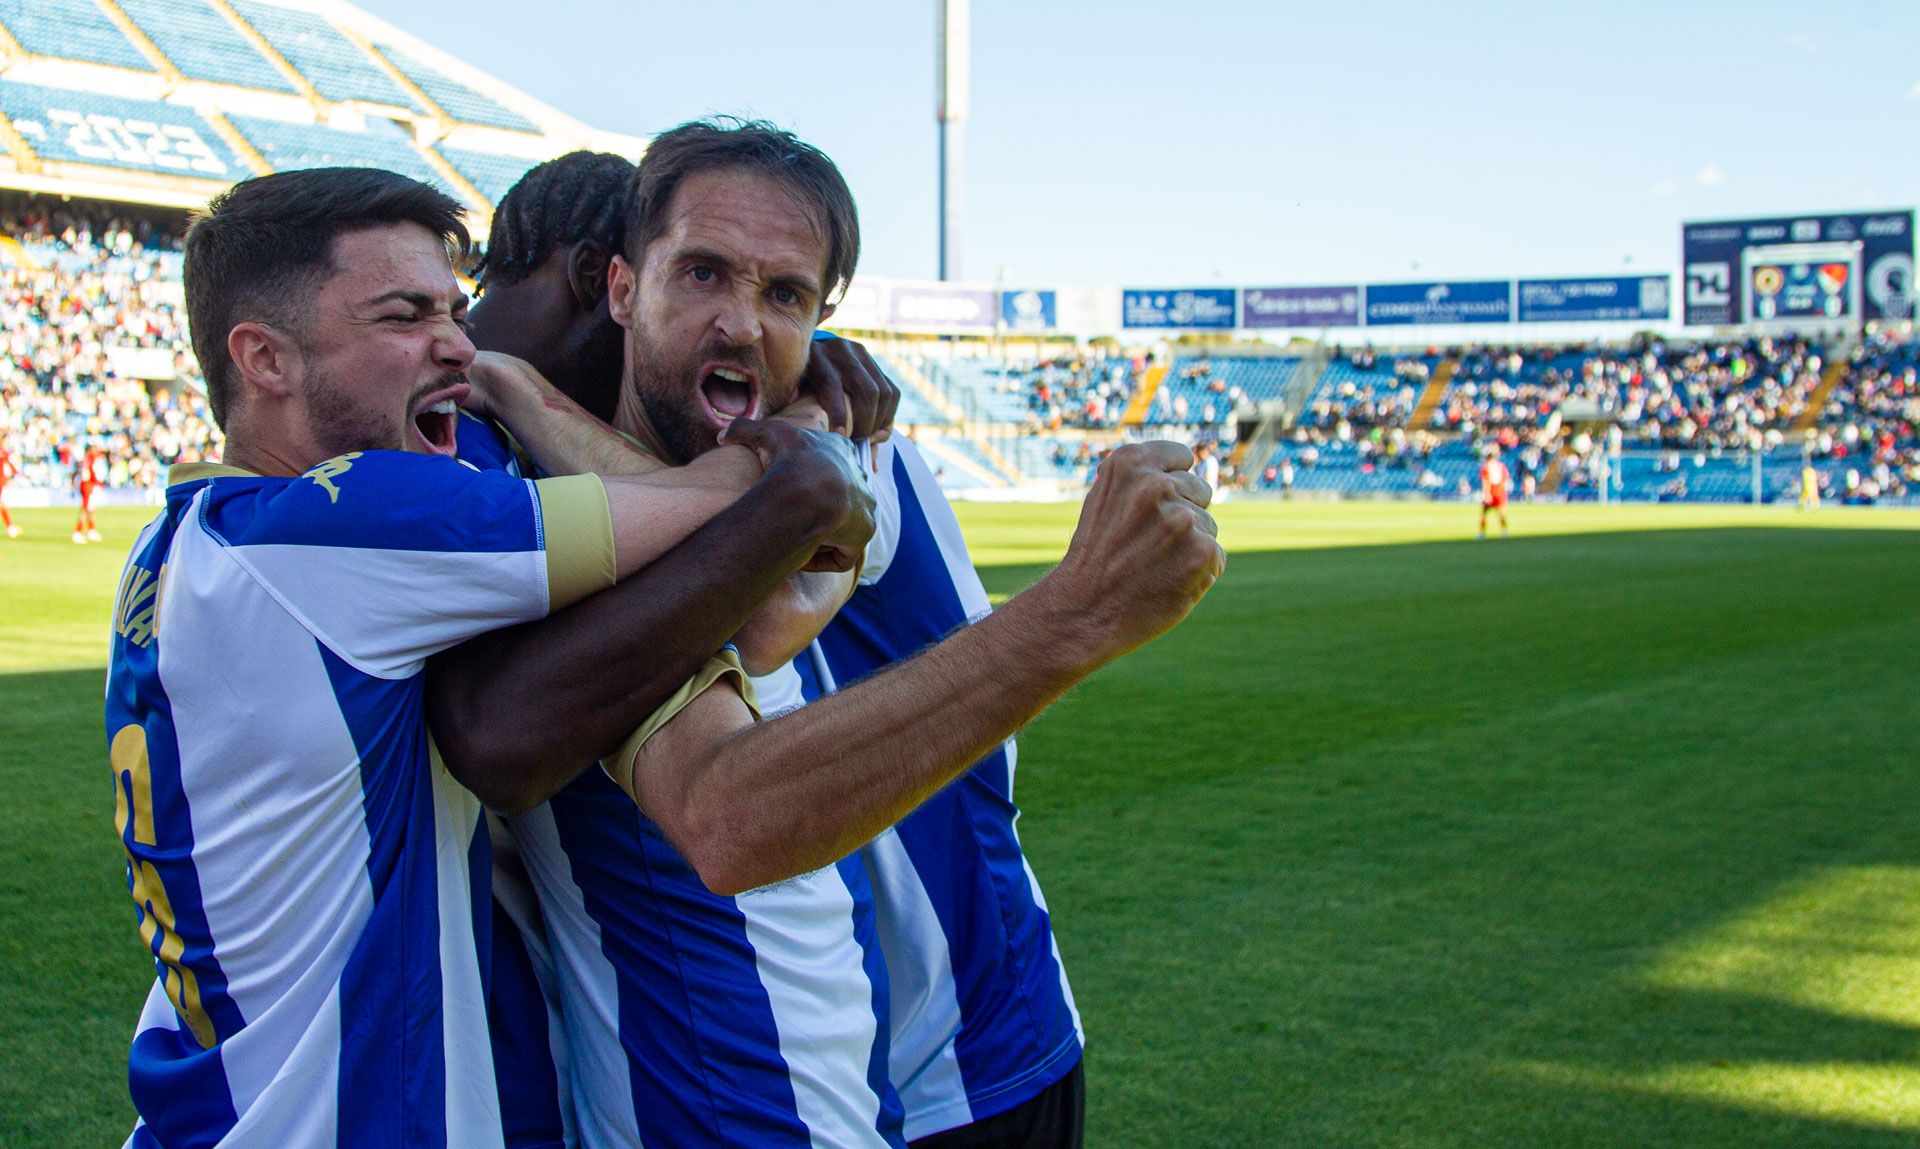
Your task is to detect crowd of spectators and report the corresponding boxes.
[1013,354,1141,429]
[0,202,222,494]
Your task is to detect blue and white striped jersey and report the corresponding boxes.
[820,436,1084,1141]
[508,652,905,1149]
[104,450,613,1149]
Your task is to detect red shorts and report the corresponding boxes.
[79,482,99,503]
[1482,489,1508,509]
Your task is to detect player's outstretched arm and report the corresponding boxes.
[624,441,1226,895]
[427,417,873,815]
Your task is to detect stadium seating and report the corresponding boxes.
[227,0,420,110]
[869,359,951,428]
[0,0,154,72]
[381,46,537,133]
[228,112,442,188]
[0,80,245,180]
[432,144,537,205]
[116,0,299,93]
[1147,356,1299,427]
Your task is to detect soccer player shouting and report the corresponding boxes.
[456,125,1220,1148]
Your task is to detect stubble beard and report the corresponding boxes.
[301,360,397,459]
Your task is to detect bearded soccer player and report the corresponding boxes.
[1478,445,1510,539]
[103,166,883,1147]
[462,128,1213,1148]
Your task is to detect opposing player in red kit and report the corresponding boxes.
[72,442,105,544]
[0,444,18,539]
[1477,445,1510,540]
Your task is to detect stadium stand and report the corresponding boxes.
[0,205,221,495]
[227,111,442,187]
[0,0,155,72]
[115,0,300,93]
[226,0,420,110]
[0,79,245,180]
[379,45,538,133]
[432,143,536,205]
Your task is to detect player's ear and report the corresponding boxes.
[227,321,298,400]
[606,254,638,330]
[816,300,836,326]
[567,239,611,309]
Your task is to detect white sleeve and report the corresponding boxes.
[858,438,904,586]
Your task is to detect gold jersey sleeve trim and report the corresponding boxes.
[533,474,615,611]
[600,648,762,801]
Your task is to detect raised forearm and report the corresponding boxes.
[671,580,1101,891]
[427,476,839,814]
[473,352,667,476]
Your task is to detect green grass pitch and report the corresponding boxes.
[4,499,1920,1146]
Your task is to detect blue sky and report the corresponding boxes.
[357,0,1919,288]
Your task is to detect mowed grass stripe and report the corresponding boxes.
[3,501,1919,1147]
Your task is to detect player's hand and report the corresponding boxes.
[802,336,899,444]
[1038,441,1225,663]
[464,351,543,422]
[768,395,833,435]
[719,416,875,573]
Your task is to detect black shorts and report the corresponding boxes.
[908,1060,1085,1149]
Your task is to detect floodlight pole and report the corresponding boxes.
[936,0,969,282]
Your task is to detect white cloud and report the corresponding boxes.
[1648,179,1677,200]
[1696,164,1726,187]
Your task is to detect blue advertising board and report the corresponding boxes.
[1122,288,1238,329]
[1242,285,1361,328]
[1000,288,1057,332]
[1364,280,1511,326]
[1517,276,1671,323]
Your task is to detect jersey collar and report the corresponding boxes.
[166,462,259,487]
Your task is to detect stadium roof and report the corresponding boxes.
[0,0,645,223]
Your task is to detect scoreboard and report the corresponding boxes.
[1682,211,1913,328]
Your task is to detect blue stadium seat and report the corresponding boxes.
[228,113,442,188]
[228,0,421,110]
[381,46,537,133]
[433,144,536,205]
[0,0,153,71]
[860,353,950,427]
[1150,357,1298,426]
[117,0,298,93]
[0,80,243,179]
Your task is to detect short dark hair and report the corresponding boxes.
[185,167,469,427]
[625,117,859,308]
[476,151,635,290]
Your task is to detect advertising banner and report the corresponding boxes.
[887,283,997,331]
[1241,285,1361,328]
[1681,211,1914,325]
[1516,276,1671,323]
[827,279,887,330]
[1364,280,1512,326]
[1122,288,1238,329]
[1000,288,1057,332]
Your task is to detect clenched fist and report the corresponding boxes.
[1035,441,1225,665]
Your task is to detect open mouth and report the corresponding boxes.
[697,365,761,430]
[411,390,465,456]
